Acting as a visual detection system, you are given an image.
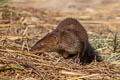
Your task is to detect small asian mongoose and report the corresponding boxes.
[31,18,102,64]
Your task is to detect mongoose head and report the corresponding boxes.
[30,33,59,53]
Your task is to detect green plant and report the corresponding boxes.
[0,0,8,3]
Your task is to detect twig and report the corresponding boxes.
[23,62,45,80]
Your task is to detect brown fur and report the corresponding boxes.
[31,18,102,64]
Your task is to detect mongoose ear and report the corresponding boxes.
[59,31,67,42]
[60,31,66,36]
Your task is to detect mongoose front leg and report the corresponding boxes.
[58,50,70,59]
[62,52,70,59]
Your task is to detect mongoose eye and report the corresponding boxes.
[40,43,44,46]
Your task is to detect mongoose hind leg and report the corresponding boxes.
[77,42,86,64]
[95,53,103,62]
[58,50,76,59]
[58,50,69,58]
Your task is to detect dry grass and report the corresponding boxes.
[0,5,120,80]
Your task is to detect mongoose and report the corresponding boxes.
[31,18,102,64]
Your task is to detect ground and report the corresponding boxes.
[0,0,120,80]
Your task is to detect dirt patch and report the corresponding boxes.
[8,0,120,12]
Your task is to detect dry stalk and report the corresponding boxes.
[0,57,20,65]
[0,48,22,53]
[113,32,118,53]
[21,26,30,51]
[0,48,41,58]
[102,61,114,78]
[60,70,83,76]
[0,20,9,22]
[67,74,100,80]
[0,36,23,40]
[0,24,10,27]
[37,63,72,71]
[54,16,120,24]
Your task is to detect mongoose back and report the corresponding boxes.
[31,18,102,64]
